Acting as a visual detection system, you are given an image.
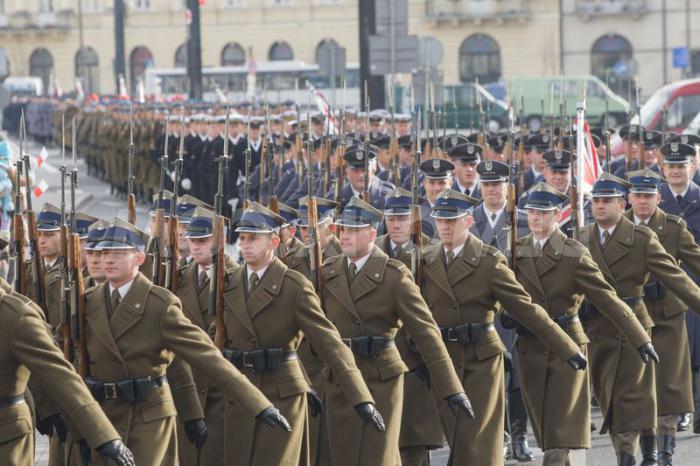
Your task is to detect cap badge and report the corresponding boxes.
[451,135,458,146]
[356,150,364,161]
[467,145,474,154]
[555,151,563,161]
[484,160,493,171]
[543,134,550,143]
[432,159,440,170]
[671,142,679,153]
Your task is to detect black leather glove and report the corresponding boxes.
[411,364,431,390]
[446,393,475,419]
[256,406,292,432]
[39,414,68,442]
[184,418,208,450]
[96,440,135,466]
[567,352,588,371]
[78,439,92,466]
[307,390,323,418]
[354,402,386,432]
[638,342,660,364]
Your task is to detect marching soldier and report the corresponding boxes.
[80,218,290,465]
[447,142,482,199]
[418,158,455,238]
[579,173,700,465]
[420,189,586,465]
[322,197,473,466]
[0,284,135,466]
[84,220,109,288]
[335,145,393,211]
[514,183,654,466]
[374,188,443,466]
[220,202,383,465]
[625,167,700,464]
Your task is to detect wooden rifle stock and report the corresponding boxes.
[69,231,87,375]
[59,222,72,360]
[210,215,227,349]
[307,195,325,304]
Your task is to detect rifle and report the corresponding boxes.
[151,115,169,286]
[431,84,438,157]
[68,121,88,375]
[475,79,489,154]
[209,109,231,349]
[11,157,26,294]
[388,86,401,185]
[363,93,371,203]
[306,131,325,303]
[661,105,668,145]
[164,115,184,292]
[334,111,346,218]
[243,117,252,209]
[505,104,517,269]
[127,102,136,225]
[265,101,279,214]
[517,95,527,194]
[411,110,424,285]
[21,115,47,314]
[636,82,643,171]
[59,115,72,359]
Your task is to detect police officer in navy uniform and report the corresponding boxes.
[335,144,394,211]
[447,143,482,200]
[418,158,455,239]
[609,124,644,178]
[658,141,700,434]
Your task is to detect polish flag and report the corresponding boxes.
[36,147,49,167]
[33,179,49,198]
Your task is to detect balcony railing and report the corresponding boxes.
[575,0,648,18]
[425,0,531,22]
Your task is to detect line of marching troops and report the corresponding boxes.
[2,97,700,466]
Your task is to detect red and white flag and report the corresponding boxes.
[33,179,49,198]
[36,146,49,168]
[305,81,336,134]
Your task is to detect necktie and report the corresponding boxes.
[249,272,259,291]
[446,250,455,267]
[490,213,497,223]
[348,262,358,279]
[676,194,684,205]
[393,244,403,258]
[601,230,611,249]
[533,241,542,256]
[465,189,470,196]
[110,289,120,316]
[199,271,209,291]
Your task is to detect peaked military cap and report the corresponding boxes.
[85,219,109,251]
[370,135,391,149]
[668,133,700,146]
[420,158,455,179]
[642,130,662,149]
[524,182,568,210]
[661,142,696,164]
[176,195,213,223]
[477,159,510,182]
[618,124,644,140]
[235,201,286,234]
[590,133,602,149]
[448,143,482,162]
[344,145,378,168]
[543,149,572,170]
[36,203,62,231]
[150,190,174,217]
[335,197,383,228]
[97,218,148,251]
[75,212,99,239]
[627,168,665,194]
[440,134,470,153]
[296,197,338,227]
[591,173,631,198]
[430,189,479,219]
[527,132,552,151]
[384,187,413,216]
[277,202,299,226]
[397,134,413,150]
[185,207,216,238]
[393,113,412,123]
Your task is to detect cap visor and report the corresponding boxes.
[430,210,469,219]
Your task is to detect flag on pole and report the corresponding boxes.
[36,147,49,168]
[33,179,49,198]
[306,81,337,134]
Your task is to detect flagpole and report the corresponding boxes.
[575,90,587,229]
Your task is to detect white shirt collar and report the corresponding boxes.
[197,264,211,280]
[483,203,505,227]
[671,184,690,199]
[532,233,551,251]
[633,214,650,225]
[45,258,57,269]
[351,187,362,198]
[597,224,617,243]
[456,179,477,195]
[109,279,135,300]
[246,264,269,284]
[347,252,372,273]
[444,242,465,260]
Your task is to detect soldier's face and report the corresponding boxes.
[481,181,507,209]
[544,168,571,194]
[378,149,392,167]
[102,249,145,284]
[279,225,297,245]
[239,233,279,267]
[86,250,105,282]
[386,215,412,245]
[452,160,478,187]
[628,192,660,220]
[436,215,473,248]
[662,162,691,188]
[398,148,412,166]
[592,197,626,225]
[624,139,641,157]
[177,223,190,256]
[396,121,410,136]
[300,221,333,246]
[338,226,376,259]
[347,165,374,191]
[643,149,658,167]
[527,209,560,239]
[37,230,60,259]
[188,236,213,266]
[531,151,546,171]
[423,178,451,204]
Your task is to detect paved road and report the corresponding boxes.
[17,136,699,465]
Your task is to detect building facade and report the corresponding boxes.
[0,0,698,100]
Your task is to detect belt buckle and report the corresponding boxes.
[242,353,254,369]
[104,383,118,400]
[447,328,459,343]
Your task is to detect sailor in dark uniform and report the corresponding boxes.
[447,142,482,200]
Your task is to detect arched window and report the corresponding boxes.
[221,42,246,66]
[268,41,294,61]
[175,43,187,68]
[75,47,100,94]
[29,48,54,95]
[458,34,501,84]
[692,50,700,77]
[315,39,340,64]
[591,34,634,96]
[130,46,154,95]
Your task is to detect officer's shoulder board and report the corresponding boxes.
[284,268,309,288]
[149,284,179,306]
[563,237,588,256]
[481,242,501,258]
[385,257,408,273]
[665,212,684,225]
[322,254,342,268]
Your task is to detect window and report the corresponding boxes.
[75,47,99,94]
[221,42,246,66]
[37,0,54,13]
[665,94,700,131]
[458,34,501,84]
[80,0,100,12]
[268,41,294,61]
[691,50,700,77]
[315,39,340,64]
[175,43,187,68]
[133,0,150,10]
[590,34,634,97]
[0,1,5,14]
[225,0,240,7]
[130,46,154,94]
[29,48,53,94]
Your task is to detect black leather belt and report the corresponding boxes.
[0,394,25,408]
[517,313,580,337]
[341,336,395,358]
[85,375,167,403]
[440,323,495,344]
[222,347,297,372]
[580,296,642,320]
[644,282,667,301]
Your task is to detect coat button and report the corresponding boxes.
[355,320,360,325]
